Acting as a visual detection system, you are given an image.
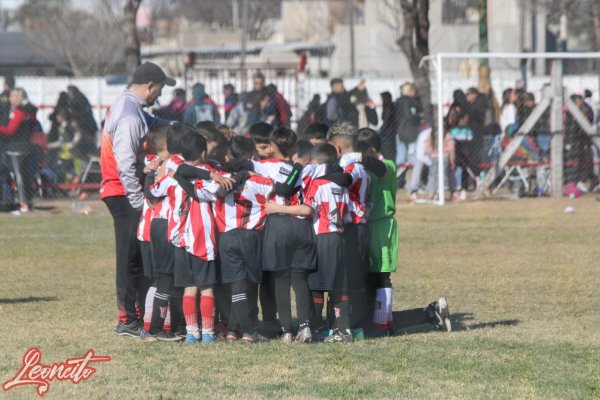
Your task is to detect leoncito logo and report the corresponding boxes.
[2,347,111,397]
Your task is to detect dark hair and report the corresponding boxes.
[180,130,207,162]
[269,127,297,157]
[249,122,273,144]
[173,88,186,98]
[310,143,338,165]
[305,123,329,140]
[228,136,255,160]
[149,124,170,153]
[167,123,195,154]
[381,91,392,106]
[296,139,314,159]
[356,128,381,152]
[330,78,343,87]
[195,121,219,142]
[253,72,265,81]
[223,83,235,91]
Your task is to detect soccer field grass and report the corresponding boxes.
[0,197,599,399]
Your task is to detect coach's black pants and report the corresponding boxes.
[104,196,145,324]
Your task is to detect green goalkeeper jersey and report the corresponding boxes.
[368,159,397,221]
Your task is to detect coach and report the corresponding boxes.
[100,62,175,337]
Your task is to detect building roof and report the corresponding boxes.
[0,32,67,67]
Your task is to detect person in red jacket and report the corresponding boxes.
[0,87,39,212]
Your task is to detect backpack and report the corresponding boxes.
[193,103,215,123]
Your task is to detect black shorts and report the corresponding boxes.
[308,232,344,292]
[173,246,218,288]
[262,214,316,272]
[150,218,174,275]
[219,229,262,284]
[344,223,369,290]
[140,240,157,279]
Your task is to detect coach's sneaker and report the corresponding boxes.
[115,320,142,338]
[324,329,353,343]
[147,331,183,342]
[294,327,312,343]
[428,297,452,332]
[242,332,269,344]
[280,332,293,343]
[202,333,217,344]
[184,334,200,343]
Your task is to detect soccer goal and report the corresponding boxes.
[422,52,600,205]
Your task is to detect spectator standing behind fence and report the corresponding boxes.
[320,78,358,127]
[499,88,517,136]
[564,93,596,194]
[266,84,292,128]
[67,85,99,150]
[395,83,422,188]
[379,91,397,162]
[183,83,221,126]
[297,94,322,137]
[249,72,276,121]
[223,84,238,121]
[0,76,14,126]
[100,62,175,337]
[0,87,39,212]
[46,108,80,184]
[464,87,487,190]
[352,80,378,129]
[155,88,187,122]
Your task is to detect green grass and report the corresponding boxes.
[0,197,599,399]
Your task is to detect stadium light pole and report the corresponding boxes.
[240,0,249,92]
[348,0,356,76]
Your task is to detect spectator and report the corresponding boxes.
[379,91,397,161]
[320,77,358,127]
[297,94,321,136]
[266,84,292,127]
[464,87,487,189]
[46,108,80,184]
[395,83,422,187]
[0,87,39,212]
[66,85,99,152]
[155,88,187,122]
[446,89,467,130]
[564,94,596,193]
[450,111,473,200]
[350,79,378,128]
[183,83,220,126]
[425,121,456,201]
[223,84,238,121]
[0,76,14,126]
[409,123,432,202]
[499,88,517,135]
[226,91,263,135]
[249,72,276,121]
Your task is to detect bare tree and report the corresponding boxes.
[123,0,141,74]
[378,0,432,122]
[16,0,125,76]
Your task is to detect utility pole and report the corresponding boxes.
[232,0,239,30]
[348,0,355,76]
[240,0,248,91]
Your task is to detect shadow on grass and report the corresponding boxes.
[0,296,59,304]
[450,312,520,332]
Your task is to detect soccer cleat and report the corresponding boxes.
[226,331,239,343]
[184,334,200,343]
[147,331,183,342]
[428,297,452,332]
[294,327,312,343]
[280,332,293,343]
[202,333,216,344]
[241,332,269,344]
[172,328,187,339]
[324,329,353,343]
[139,329,149,340]
[115,320,142,338]
[350,328,365,341]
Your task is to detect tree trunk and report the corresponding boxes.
[123,0,141,75]
[397,0,432,123]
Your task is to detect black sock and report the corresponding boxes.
[247,281,259,329]
[291,270,311,329]
[230,279,253,334]
[149,273,173,334]
[333,292,350,333]
[169,287,185,333]
[274,270,292,333]
[260,271,277,321]
[311,291,325,329]
[350,287,368,329]
[215,282,231,327]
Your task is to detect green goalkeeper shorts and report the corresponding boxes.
[367,217,398,273]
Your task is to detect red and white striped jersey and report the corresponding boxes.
[303,178,350,235]
[184,177,221,261]
[251,159,297,205]
[343,161,370,224]
[213,175,274,233]
[151,174,188,247]
[137,154,158,242]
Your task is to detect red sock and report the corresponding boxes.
[200,295,215,334]
[183,295,198,328]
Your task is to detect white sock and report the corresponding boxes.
[373,289,388,325]
[384,288,393,323]
[143,286,157,327]
[164,306,171,330]
[186,325,200,338]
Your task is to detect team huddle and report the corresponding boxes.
[100,63,449,345]
[126,120,446,344]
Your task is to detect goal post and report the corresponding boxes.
[423,52,600,205]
